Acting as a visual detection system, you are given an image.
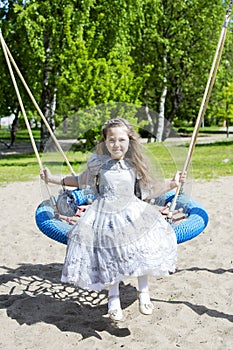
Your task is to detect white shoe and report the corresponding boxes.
[108,307,123,321]
[108,295,123,321]
[137,291,154,315]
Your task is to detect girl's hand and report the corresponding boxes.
[170,171,186,189]
[40,168,52,183]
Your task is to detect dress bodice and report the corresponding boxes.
[77,154,152,201]
[97,159,136,201]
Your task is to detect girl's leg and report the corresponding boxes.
[108,282,123,321]
[137,275,154,315]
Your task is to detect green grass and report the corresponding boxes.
[0,153,40,182]
[0,128,40,142]
[146,140,233,179]
[0,139,232,183]
[0,150,89,183]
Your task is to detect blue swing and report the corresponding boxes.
[35,189,209,245]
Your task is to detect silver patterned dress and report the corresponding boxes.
[61,154,177,291]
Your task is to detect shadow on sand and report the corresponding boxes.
[0,263,134,339]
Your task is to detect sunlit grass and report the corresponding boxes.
[146,140,233,179]
[0,140,232,183]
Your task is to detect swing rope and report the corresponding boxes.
[0,30,57,207]
[0,30,76,177]
[167,0,233,221]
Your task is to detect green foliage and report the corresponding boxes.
[54,102,146,150]
[0,0,232,147]
[207,81,233,125]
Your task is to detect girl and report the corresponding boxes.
[40,118,184,321]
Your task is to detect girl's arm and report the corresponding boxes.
[147,171,186,199]
[40,168,79,187]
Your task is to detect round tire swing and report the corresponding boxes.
[35,189,209,245]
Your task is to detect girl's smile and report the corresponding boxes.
[105,127,129,160]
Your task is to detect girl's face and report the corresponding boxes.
[105,127,129,160]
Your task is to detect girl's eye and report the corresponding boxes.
[107,137,127,143]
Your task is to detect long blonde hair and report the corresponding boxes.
[96,118,154,186]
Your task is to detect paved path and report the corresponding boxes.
[1,131,232,156]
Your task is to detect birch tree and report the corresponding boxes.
[130,0,225,140]
[158,0,225,139]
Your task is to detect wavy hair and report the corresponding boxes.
[96,118,154,186]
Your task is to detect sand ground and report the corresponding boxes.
[0,177,233,350]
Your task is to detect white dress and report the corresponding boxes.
[61,154,177,291]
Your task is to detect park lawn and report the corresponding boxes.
[146,140,233,179]
[0,149,88,183]
[0,139,232,183]
[0,154,40,182]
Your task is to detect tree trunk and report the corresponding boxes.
[156,56,167,142]
[10,108,20,147]
[162,87,184,140]
[145,105,154,142]
[40,91,56,151]
[40,36,57,151]
[156,78,167,142]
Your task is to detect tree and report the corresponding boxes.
[130,0,226,140]
[0,0,230,148]
[204,8,233,129]
[12,0,87,150]
[1,0,150,148]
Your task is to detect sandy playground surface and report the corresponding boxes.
[0,177,233,350]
